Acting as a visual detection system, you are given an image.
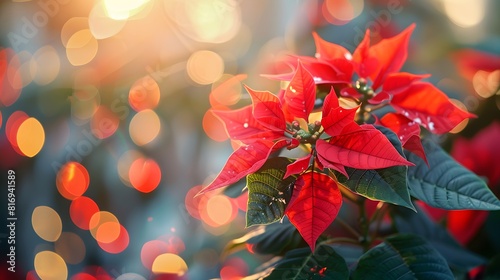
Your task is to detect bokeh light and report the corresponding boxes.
[89,1,127,39]
[89,211,121,243]
[199,194,238,227]
[34,251,68,280]
[220,257,249,280]
[185,185,204,220]
[90,105,120,139]
[55,232,86,265]
[442,0,486,28]
[322,0,364,25]
[71,86,101,124]
[56,162,90,200]
[0,49,22,106]
[32,206,63,242]
[210,74,246,106]
[151,253,188,276]
[141,240,170,270]
[128,75,160,112]
[187,50,224,85]
[117,150,143,186]
[115,273,146,280]
[30,45,60,85]
[66,29,99,66]
[61,17,89,47]
[104,0,151,20]
[16,117,45,157]
[202,109,228,142]
[129,109,161,146]
[70,196,100,230]
[473,70,500,98]
[128,157,162,193]
[164,0,242,43]
[97,225,129,254]
[71,272,97,280]
[5,111,29,155]
[449,99,470,134]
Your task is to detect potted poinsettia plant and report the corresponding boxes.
[197,24,500,279]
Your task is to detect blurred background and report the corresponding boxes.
[0,0,499,279]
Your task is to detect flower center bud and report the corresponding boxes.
[289,120,321,144]
[355,78,374,96]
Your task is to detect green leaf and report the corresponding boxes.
[246,157,296,227]
[334,126,414,210]
[483,254,500,280]
[246,218,306,255]
[353,234,454,280]
[264,245,349,280]
[391,204,486,270]
[405,139,500,210]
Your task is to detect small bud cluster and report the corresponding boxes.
[289,120,322,144]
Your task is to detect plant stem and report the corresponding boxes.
[370,202,388,242]
[357,197,370,252]
[335,217,361,239]
[320,237,360,246]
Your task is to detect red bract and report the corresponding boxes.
[285,171,342,251]
[267,24,473,137]
[199,24,476,253]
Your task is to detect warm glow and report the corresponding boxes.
[71,86,100,123]
[89,1,127,39]
[70,196,100,230]
[32,206,62,242]
[185,185,204,220]
[187,50,224,85]
[61,17,89,47]
[200,194,237,227]
[442,0,486,28]
[141,240,170,270]
[220,257,249,280]
[96,221,122,244]
[55,232,86,265]
[164,0,242,43]
[473,70,500,98]
[129,109,161,146]
[206,195,234,225]
[210,74,246,106]
[5,111,28,155]
[0,49,22,106]
[90,105,120,139]
[202,109,229,142]
[129,157,162,193]
[71,272,97,280]
[323,0,364,25]
[66,29,99,66]
[34,251,68,280]
[89,211,120,243]
[449,99,469,134]
[104,0,150,20]
[31,45,60,85]
[14,51,34,89]
[115,273,146,280]
[151,253,188,276]
[56,162,90,200]
[16,117,45,157]
[129,75,160,112]
[117,150,143,186]
[97,225,129,254]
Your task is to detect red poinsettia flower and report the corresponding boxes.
[199,62,414,250]
[266,24,474,161]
